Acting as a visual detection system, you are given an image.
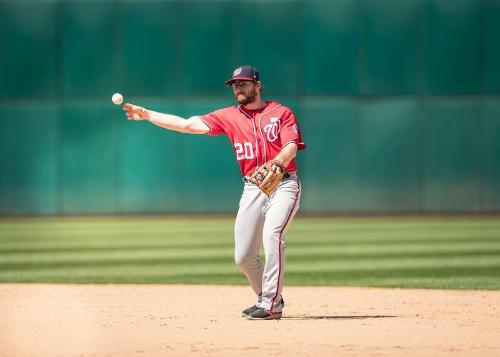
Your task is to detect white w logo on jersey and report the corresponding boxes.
[264,117,280,142]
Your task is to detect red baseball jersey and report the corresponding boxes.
[200,101,306,177]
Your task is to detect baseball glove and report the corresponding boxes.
[249,160,287,196]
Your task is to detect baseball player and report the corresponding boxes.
[123,66,306,320]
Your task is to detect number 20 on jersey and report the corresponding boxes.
[234,142,255,160]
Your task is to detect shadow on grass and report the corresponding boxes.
[281,314,397,320]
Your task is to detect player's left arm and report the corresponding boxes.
[272,109,304,166]
[272,143,298,166]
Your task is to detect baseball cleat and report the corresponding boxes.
[242,298,284,317]
[246,307,282,320]
[241,304,259,317]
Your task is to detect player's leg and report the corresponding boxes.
[234,183,267,295]
[258,175,301,314]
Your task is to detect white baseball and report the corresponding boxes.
[112,93,123,105]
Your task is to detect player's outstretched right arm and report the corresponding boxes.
[123,103,209,134]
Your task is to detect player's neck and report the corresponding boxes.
[242,98,266,111]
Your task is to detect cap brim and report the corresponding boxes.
[225,77,255,86]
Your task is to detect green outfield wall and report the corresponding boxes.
[1,0,499,214]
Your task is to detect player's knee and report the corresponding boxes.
[234,253,255,269]
[234,254,247,268]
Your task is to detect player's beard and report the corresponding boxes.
[235,88,257,105]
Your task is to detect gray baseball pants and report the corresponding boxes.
[234,174,301,313]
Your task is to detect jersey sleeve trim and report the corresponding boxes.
[198,115,214,135]
[282,140,306,151]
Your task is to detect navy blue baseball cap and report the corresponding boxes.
[225,65,260,86]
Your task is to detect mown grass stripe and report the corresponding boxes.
[2,242,499,259]
[287,242,500,254]
[1,263,498,277]
[1,217,499,231]
[0,225,500,239]
[287,258,500,271]
[2,253,499,272]
[1,236,499,254]
[286,266,500,280]
[2,226,498,242]
[2,225,499,243]
[0,266,498,288]
[1,243,499,262]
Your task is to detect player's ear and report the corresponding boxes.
[256,81,263,94]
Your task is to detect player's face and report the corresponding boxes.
[232,81,258,105]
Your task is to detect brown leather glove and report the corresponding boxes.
[249,160,287,196]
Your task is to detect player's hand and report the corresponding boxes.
[249,160,287,196]
[123,103,149,121]
[270,161,285,173]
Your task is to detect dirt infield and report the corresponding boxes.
[1,285,499,356]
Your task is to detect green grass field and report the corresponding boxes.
[0,216,499,289]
